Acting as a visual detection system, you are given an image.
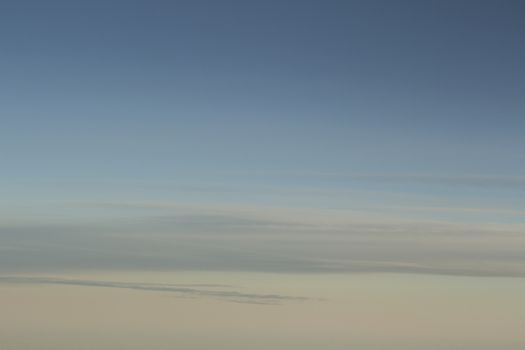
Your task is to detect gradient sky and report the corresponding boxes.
[2,0,524,182]
[1,1,525,349]
[1,0,524,274]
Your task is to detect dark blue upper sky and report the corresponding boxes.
[1,1,524,210]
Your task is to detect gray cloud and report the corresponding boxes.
[189,172,525,189]
[2,202,524,278]
[293,173,525,189]
[2,223,524,278]
[0,276,309,305]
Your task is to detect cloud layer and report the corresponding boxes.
[1,201,524,277]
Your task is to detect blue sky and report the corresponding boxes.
[1,0,524,274]
[2,1,524,181]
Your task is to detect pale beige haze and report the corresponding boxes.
[1,272,525,350]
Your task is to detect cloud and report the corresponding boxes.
[0,276,309,305]
[1,201,524,278]
[183,172,525,189]
[308,173,525,188]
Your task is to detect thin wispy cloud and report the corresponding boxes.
[259,172,525,189]
[0,276,309,305]
[349,174,525,188]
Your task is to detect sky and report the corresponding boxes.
[0,1,524,349]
